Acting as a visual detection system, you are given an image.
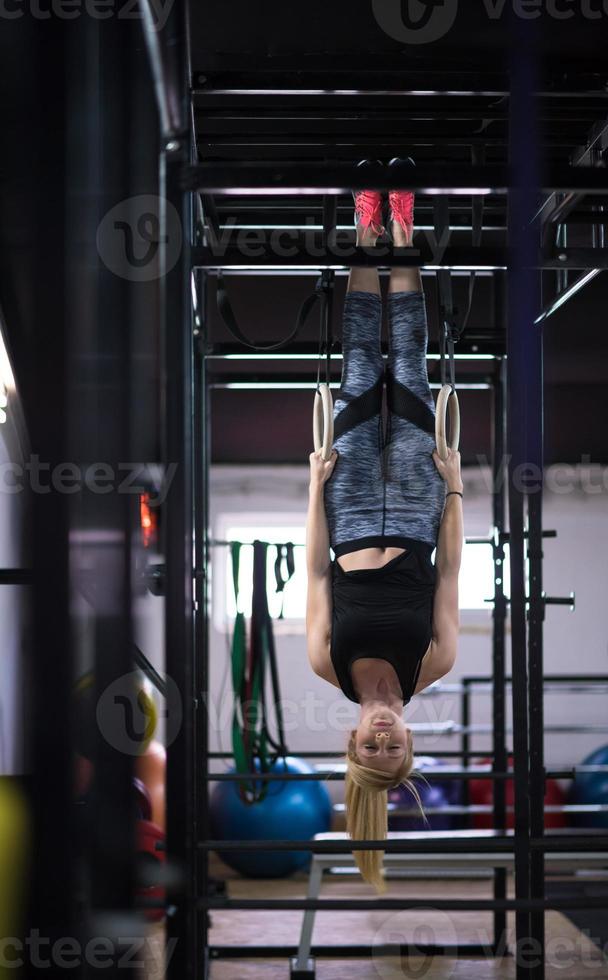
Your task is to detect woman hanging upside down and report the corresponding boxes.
[305,159,464,892]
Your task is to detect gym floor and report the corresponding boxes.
[141,861,608,979]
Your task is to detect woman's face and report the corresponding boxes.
[352,708,410,773]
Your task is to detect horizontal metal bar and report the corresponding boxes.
[202,896,608,912]
[480,673,608,681]
[207,749,492,759]
[193,244,507,269]
[200,267,502,279]
[203,768,579,783]
[195,244,608,270]
[382,803,608,815]
[206,768,520,783]
[200,834,608,854]
[184,163,608,195]
[209,943,497,959]
[532,836,608,851]
[205,347,499,361]
[192,68,608,96]
[210,380,491,391]
[200,836,515,853]
[209,535,495,548]
[0,569,33,585]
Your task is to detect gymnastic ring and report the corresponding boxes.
[313,384,334,462]
[435,384,460,462]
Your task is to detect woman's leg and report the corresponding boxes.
[347,224,381,295]
[323,249,385,554]
[388,214,422,295]
[383,253,446,548]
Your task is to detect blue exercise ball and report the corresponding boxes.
[568,744,608,828]
[210,756,332,877]
[388,756,457,831]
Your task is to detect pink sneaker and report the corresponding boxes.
[352,160,384,236]
[388,156,416,241]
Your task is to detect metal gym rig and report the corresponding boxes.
[13,1,608,979]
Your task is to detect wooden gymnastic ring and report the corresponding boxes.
[435,384,460,462]
[313,384,334,462]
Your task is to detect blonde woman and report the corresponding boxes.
[306,160,464,891]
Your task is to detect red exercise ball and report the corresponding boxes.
[136,819,166,922]
[468,758,567,829]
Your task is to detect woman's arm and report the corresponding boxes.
[306,451,339,683]
[415,449,463,690]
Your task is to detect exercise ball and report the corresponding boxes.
[210,756,331,878]
[135,739,166,832]
[136,819,166,922]
[469,757,567,829]
[568,744,608,828]
[388,756,459,831]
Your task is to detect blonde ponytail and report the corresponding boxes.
[344,732,423,892]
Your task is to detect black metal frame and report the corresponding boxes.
[131,13,608,980]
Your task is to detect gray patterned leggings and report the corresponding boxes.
[323,289,446,559]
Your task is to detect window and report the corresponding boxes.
[215,517,307,631]
[458,542,510,610]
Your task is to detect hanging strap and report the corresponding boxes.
[314,271,336,391]
[217,272,323,352]
[274,543,296,620]
[252,540,288,756]
[229,543,251,786]
[460,144,485,335]
[434,145,485,388]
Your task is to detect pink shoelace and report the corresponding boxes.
[353,190,384,235]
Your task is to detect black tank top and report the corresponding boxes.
[330,543,436,706]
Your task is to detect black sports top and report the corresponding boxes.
[330,541,436,706]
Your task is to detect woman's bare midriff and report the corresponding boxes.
[336,546,407,572]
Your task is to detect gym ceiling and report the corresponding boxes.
[190,0,608,465]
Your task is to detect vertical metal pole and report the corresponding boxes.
[507,9,542,977]
[162,137,196,979]
[527,496,545,979]
[491,350,508,955]
[160,0,196,960]
[86,15,138,958]
[527,249,546,979]
[194,268,211,978]
[26,19,76,977]
[461,680,471,826]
